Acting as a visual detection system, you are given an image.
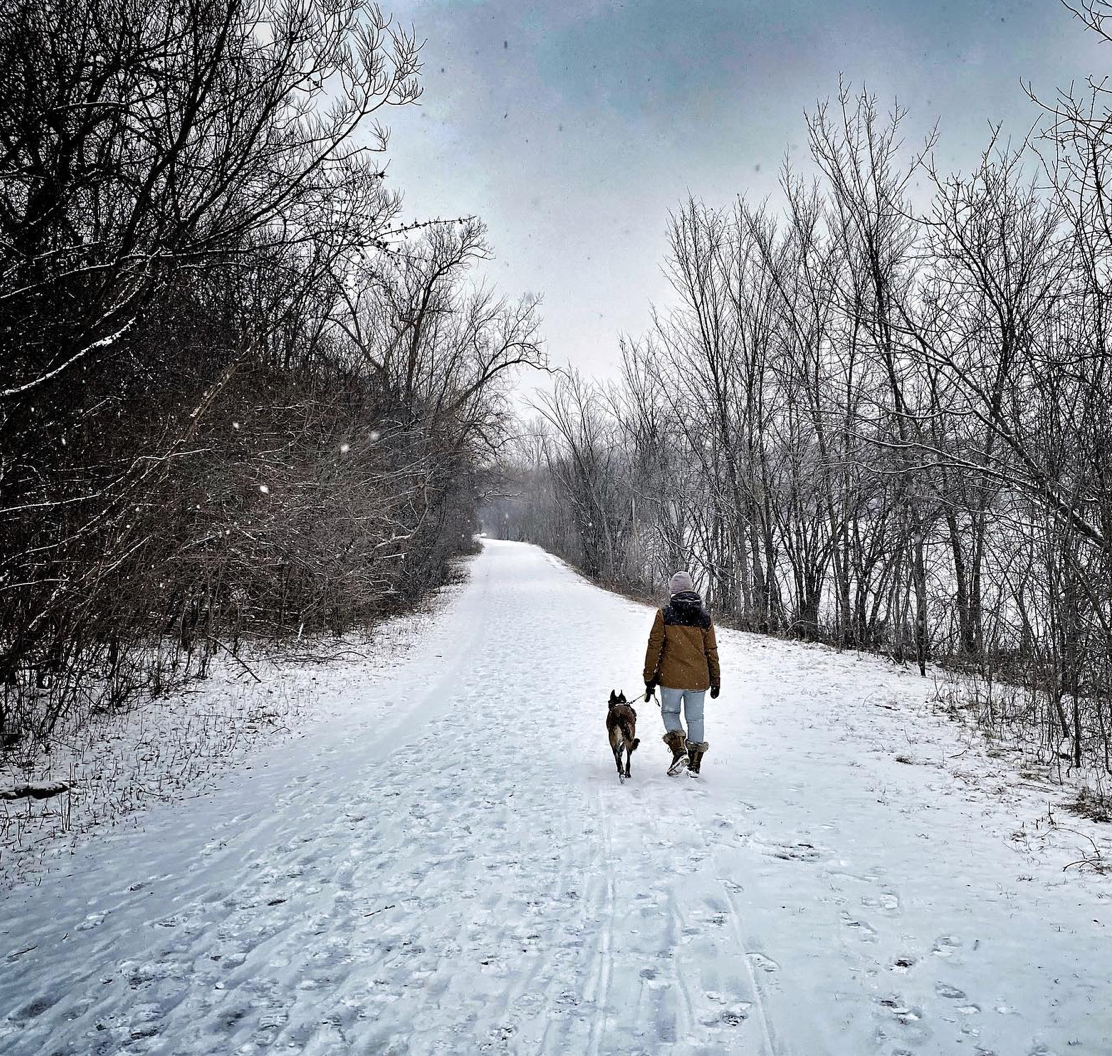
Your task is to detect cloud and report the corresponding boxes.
[379,0,1106,379]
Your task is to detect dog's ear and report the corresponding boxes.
[608,689,618,706]
[617,691,626,703]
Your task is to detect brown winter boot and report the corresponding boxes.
[663,730,688,775]
[686,741,709,777]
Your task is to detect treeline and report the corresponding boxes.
[500,11,1112,768]
[0,0,543,743]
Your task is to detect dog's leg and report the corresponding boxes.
[624,740,632,779]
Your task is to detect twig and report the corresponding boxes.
[1064,855,1107,873]
[205,637,262,683]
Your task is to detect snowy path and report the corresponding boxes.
[1,540,1110,1055]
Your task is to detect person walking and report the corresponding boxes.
[643,570,720,777]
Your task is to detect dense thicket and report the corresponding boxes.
[498,8,1112,769]
[0,0,543,743]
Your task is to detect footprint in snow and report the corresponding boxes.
[877,996,926,1026]
[759,839,823,862]
[679,924,701,944]
[841,911,878,941]
[702,1002,752,1028]
[127,1002,163,1035]
[747,952,779,973]
[935,981,967,1000]
[123,960,171,989]
[7,993,60,1023]
[861,890,901,914]
[932,935,962,957]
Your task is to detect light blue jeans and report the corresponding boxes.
[660,687,705,744]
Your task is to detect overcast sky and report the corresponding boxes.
[379,0,1106,382]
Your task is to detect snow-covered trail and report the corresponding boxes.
[2,540,1110,1056]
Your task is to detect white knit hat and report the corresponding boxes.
[669,570,694,595]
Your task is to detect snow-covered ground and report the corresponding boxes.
[1,539,1109,1055]
[0,594,459,889]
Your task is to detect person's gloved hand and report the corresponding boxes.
[644,681,657,702]
[710,685,720,699]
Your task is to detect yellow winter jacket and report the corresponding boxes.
[643,592,721,691]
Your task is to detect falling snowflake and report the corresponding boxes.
[259,484,270,495]
[340,443,350,454]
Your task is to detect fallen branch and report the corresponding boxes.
[0,781,70,801]
[206,637,262,683]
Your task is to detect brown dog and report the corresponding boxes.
[606,690,640,783]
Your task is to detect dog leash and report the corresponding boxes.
[615,686,660,707]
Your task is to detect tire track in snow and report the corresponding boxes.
[583,796,615,1056]
[663,878,699,1046]
[708,853,778,1056]
[668,781,778,1055]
